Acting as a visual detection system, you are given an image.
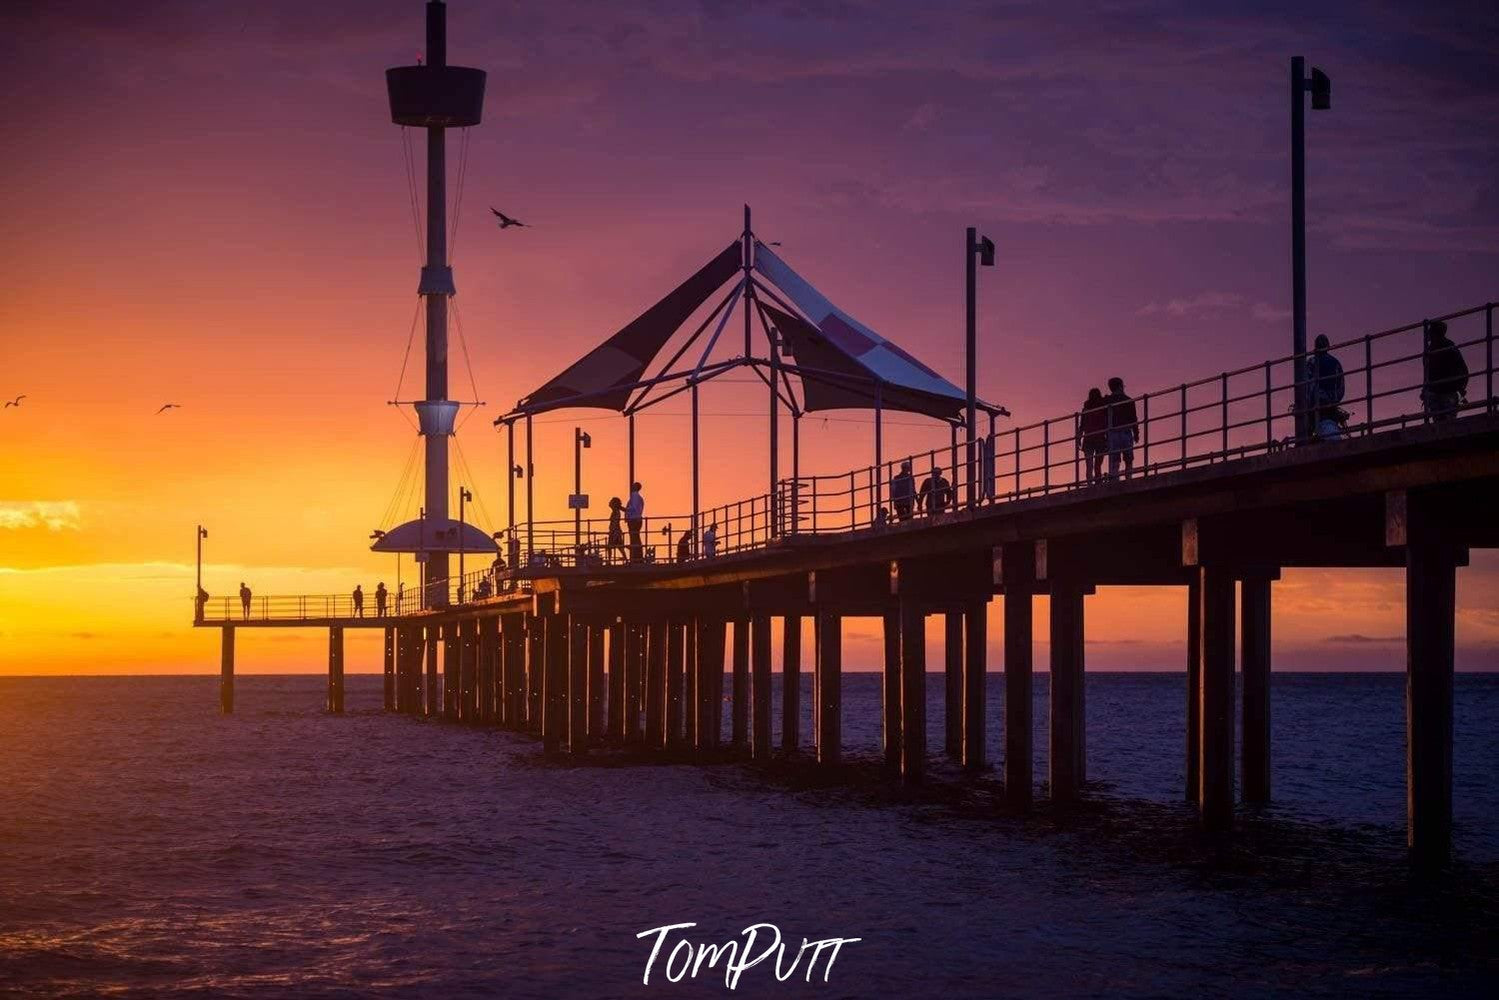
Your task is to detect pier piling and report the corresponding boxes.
[684,620,698,747]
[783,615,802,752]
[815,612,841,765]
[1240,574,1272,804]
[219,626,234,715]
[543,614,566,752]
[608,621,625,739]
[623,624,643,743]
[962,601,987,772]
[883,610,901,765]
[1405,499,1458,869]
[1185,577,1201,804]
[1048,586,1085,800]
[696,618,725,750]
[587,625,605,742]
[944,612,962,758]
[425,624,440,718]
[1003,548,1035,809]
[568,616,588,753]
[383,627,395,711]
[646,620,666,747]
[899,601,925,783]
[731,618,749,746]
[1197,566,1237,831]
[751,614,772,760]
[666,622,685,746]
[326,625,345,714]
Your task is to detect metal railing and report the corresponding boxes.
[196,302,1494,620]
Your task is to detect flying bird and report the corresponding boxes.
[490,208,528,229]
[4,394,24,408]
[156,403,181,414]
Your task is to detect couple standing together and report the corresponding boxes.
[1078,377,1138,483]
[607,482,645,563]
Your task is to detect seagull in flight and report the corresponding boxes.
[156,403,181,414]
[4,394,24,408]
[490,208,528,229]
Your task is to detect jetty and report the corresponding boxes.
[195,1,1496,871]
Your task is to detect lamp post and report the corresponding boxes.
[574,427,591,558]
[458,486,472,601]
[195,525,207,619]
[1291,56,1331,441]
[966,226,996,505]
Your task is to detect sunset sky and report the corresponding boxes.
[1,0,1496,674]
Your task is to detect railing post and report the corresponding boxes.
[1179,383,1188,469]
[848,471,856,529]
[1042,419,1050,493]
[1264,361,1273,447]
[1142,392,1150,469]
[1013,426,1020,497]
[1220,372,1228,457]
[1072,411,1080,485]
[1365,334,1374,433]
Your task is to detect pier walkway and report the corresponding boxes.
[198,303,1498,869]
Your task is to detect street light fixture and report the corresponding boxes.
[1291,56,1332,441]
[195,525,208,620]
[573,427,592,557]
[458,486,472,601]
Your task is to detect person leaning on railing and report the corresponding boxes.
[1310,335,1347,440]
[1422,320,1469,422]
[1104,377,1138,480]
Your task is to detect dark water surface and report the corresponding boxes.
[1,673,1495,998]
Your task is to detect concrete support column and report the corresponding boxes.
[962,601,987,772]
[696,618,726,750]
[783,615,802,752]
[500,619,518,727]
[623,624,643,743]
[1049,585,1086,800]
[944,612,963,758]
[543,614,567,753]
[1240,575,1273,804]
[815,612,841,765]
[899,600,926,783]
[646,620,667,748]
[666,622,685,746]
[684,620,698,748]
[731,619,749,747]
[483,617,501,724]
[1406,523,1458,869]
[607,621,625,740]
[751,614,772,760]
[443,623,459,720]
[326,625,345,714]
[220,626,235,715]
[568,616,588,754]
[1004,564,1035,809]
[883,610,901,765]
[460,620,477,723]
[588,624,605,742]
[1197,566,1236,832]
[383,627,395,711]
[425,623,440,718]
[1185,576,1201,804]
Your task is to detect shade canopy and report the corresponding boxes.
[370,517,498,555]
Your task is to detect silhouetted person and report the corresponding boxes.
[874,506,889,530]
[918,466,953,515]
[507,533,521,585]
[376,581,389,617]
[890,461,915,520]
[702,522,718,559]
[352,584,364,617]
[457,580,466,604]
[195,586,209,622]
[677,527,694,563]
[625,482,645,562]
[1422,319,1468,422]
[606,497,627,564]
[1104,377,1138,480]
[1078,386,1107,483]
[239,581,252,620]
[394,582,403,613]
[1310,334,1346,439]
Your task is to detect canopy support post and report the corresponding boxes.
[875,383,883,512]
[525,414,534,564]
[791,412,800,535]
[628,413,635,488]
[768,292,780,538]
[691,380,700,554]
[506,420,516,532]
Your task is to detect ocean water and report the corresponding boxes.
[0,672,1495,998]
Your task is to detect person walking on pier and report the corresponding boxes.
[918,465,953,516]
[239,581,252,620]
[625,482,645,562]
[606,497,627,565]
[702,521,718,559]
[891,461,915,520]
[376,581,389,617]
[1422,319,1469,422]
[352,584,364,618]
[1310,335,1347,439]
[1078,387,1107,483]
[677,527,694,563]
[1104,377,1138,480]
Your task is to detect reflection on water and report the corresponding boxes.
[0,673,1494,998]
